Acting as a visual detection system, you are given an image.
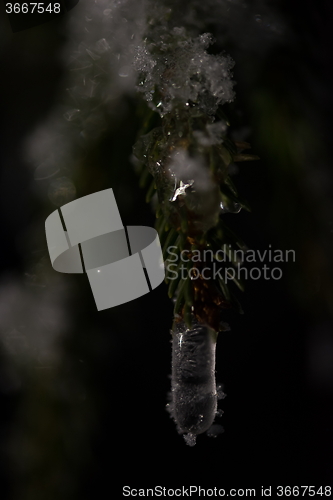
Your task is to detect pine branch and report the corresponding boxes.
[132,23,259,332]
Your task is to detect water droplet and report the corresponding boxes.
[220,200,242,214]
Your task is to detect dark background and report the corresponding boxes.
[0,0,333,497]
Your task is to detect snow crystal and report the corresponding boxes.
[133,28,235,116]
[217,383,227,400]
[183,433,197,446]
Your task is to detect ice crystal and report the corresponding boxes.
[168,321,219,445]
